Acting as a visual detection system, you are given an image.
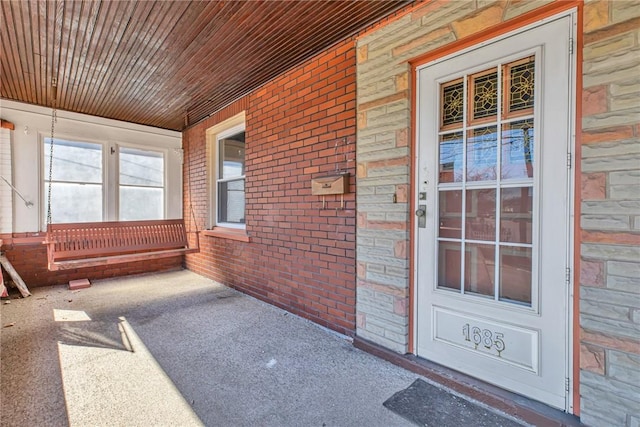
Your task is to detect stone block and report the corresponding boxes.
[610,170,640,185]
[584,54,640,87]
[582,286,640,307]
[635,216,640,230]
[607,275,640,294]
[357,44,368,64]
[580,397,627,427]
[612,0,640,23]
[611,184,640,200]
[582,200,640,215]
[356,328,406,353]
[366,165,409,178]
[612,92,640,111]
[583,0,610,32]
[581,215,630,231]
[581,243,640,263]
[583,85,608,116]
[385,212,409,223]
[581,260,605,287]
[582,108,640,131]
[581,343,606,374]
[611,77,640,97]
[383,329,409,345]
[366,271,408,288]
[357,300,407,325]
[581,299,631,322]
[581,314,640,340]
[581,172,607,200]
[391,27,452,58]
[374,185,397,195]
[358,147,409,163]
[582,139,640,159]
[582,153,640,173]
[366,314,407,335]
[357,252,407,269]
[584,33,635,61]
[582,370,640,404]
[420,1,476,33]
[385,266,408,279]
[608,350,640,386]
[504,0,554,21]
[452,4,504,39]
[608,261,640,280]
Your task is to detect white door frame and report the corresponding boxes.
[412,10,577,412]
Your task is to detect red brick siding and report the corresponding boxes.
[184,39,357,335]
[1,239,182,288]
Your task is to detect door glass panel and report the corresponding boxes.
[441,79,464,129]
[467,126,497,181]
[439,190,462,239]
[501,187,533,244]
[470,69,498,122]
[501,119,534,180]
[465,189,496,241]
[503,56,535,117]
[438,242,462,291]
[499,246,532,304]
[436,55,536,307]
[464,243,495,297]
[439,132,463,183]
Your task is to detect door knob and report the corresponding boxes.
[416,205,426,228]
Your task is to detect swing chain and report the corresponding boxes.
[46,85,57,226]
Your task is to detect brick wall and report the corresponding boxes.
[579,1,640,425]
[1,237,183,288]
[183,39,357,336]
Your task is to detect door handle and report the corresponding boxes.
[416,205,426,228]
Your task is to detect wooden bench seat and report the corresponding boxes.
[45,219,199,271]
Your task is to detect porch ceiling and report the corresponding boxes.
[1,0,409,132]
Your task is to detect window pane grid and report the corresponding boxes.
[436,56,535,307]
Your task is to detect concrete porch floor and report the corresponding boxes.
[1,270,522,427]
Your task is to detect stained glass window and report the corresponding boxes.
[471,69,498,122]
[441,79,464,128]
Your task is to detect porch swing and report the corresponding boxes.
[44,84,199,272]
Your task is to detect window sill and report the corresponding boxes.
[202,227,250,242]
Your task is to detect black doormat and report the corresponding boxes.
[383,379,523,427]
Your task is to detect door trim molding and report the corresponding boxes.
[408,5,580,413]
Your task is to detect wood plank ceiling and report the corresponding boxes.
[1,0,409,131]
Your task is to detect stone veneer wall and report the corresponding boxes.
[356,0,639,424]
[578,1,640,426]
[355,0,557,353]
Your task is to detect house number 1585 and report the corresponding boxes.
[462,323,505,356]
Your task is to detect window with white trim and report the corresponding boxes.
[119,146,165,220]
[207,112,247,231]
[44,138,103,223]
[43,138,168,225]
[215,125,245,228]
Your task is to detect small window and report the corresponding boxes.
[43,138,103,224]
[119,147,165,220]
[216,128,245,227]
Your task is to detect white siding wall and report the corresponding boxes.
[0,128,12,233]
[0,100,183,233]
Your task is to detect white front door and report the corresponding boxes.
[415,15,574,410]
